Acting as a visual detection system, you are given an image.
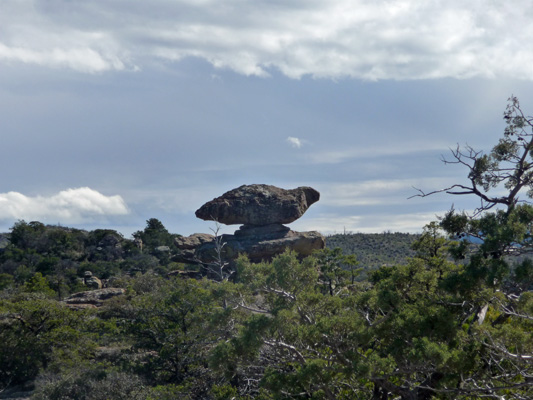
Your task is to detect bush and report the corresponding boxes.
[32,367,150,400]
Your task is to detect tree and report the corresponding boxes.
[23,272,56,297]
[411,96,533,398]
[0,295,94,389]
[133,218,173,248]
[413,96,533,252]
[313,247,359,291]
[132,218,177,265]
[9,221,46,251]
[215,245,531,399]
[105,274,239,397]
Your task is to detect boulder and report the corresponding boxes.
[64,288,126,308]
[195,184,320,225]
[234,223,290,238]
[175,233,215,250]
[155,245,171,252]
[222,229,325,262]
[84,271,103,289]
[177,228,325,264]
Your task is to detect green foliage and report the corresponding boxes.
[0,273,14,290]
[133,218,178,259]
[217,244,532,399]
[100,274,238,397]
[32,366,151,400]
[326,232,419,278]
[0,296,94,388]
[313,247,360,292]
[0,218,183,296]
[23,272,56,297]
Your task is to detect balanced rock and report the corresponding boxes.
[175,184,325,267]
[195,184,320,225]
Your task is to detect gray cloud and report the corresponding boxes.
[1,2,532,237]
[1,1,532,79]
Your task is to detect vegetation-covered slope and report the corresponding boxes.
[326,232,420,273]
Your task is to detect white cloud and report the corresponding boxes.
[287,136,303,148]
[0,42,126,73]
[1,1,532,79]
[292,211,442,234]
[307,141,452,164]
[318,180,412,207]
[316,178,460,207]
[0,187,129,224]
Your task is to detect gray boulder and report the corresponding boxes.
[175,233,215,249]
[175,227,325,264]
[195,184,320,225]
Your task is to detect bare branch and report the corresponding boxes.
[263,339,306,364]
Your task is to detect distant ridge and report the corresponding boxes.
[326,232,420,276]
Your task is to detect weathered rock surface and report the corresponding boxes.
[234,223,290,238]
[175,233,215,249]
[175,228,325,264]
[64,288,125,308]
[195,184,320,225]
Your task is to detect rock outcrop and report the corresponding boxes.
[64,288,126,309]
[176,184,325,265]
[175,233,216,250]
[189,227,324,263]
[195,184,320,225]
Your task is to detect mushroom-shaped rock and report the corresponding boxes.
[195,184,320,225]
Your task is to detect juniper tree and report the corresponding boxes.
[411,96,533,398]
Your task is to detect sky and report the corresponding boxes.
[2,0,533,238]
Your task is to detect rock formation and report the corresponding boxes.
[175,184,325,265]
[195,184,320,225]
[64,288,126,309]
[83,271,103,289]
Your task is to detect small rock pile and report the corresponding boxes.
[83,270,103,289]
[175,184,325,264]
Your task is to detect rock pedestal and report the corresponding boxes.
[176,184,325,265]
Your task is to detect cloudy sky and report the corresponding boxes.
[2,0,533,237]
